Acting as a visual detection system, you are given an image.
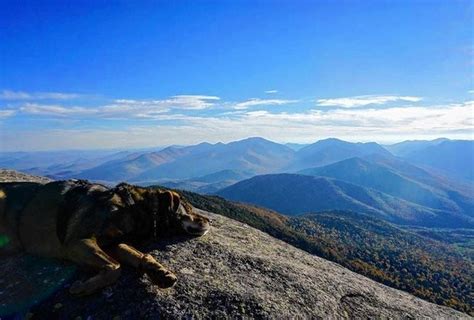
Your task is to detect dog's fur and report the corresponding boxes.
[0,180,210,295]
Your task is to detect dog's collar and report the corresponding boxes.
[151,196,159,240]
[153,208,158,240]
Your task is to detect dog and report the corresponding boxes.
[0,179,210,295]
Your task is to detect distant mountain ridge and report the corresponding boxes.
[217,173,473,228]
[401,140,474,181]
[1,138,472,215]
[67,137,394,183]
[385,138,449,157]
[4,137,470,185]
[299,157,473,214]
[136,137,295,181]
[385,139,474,181]
[287,138,392,171]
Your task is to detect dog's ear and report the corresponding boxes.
[159,191,180,213]
[170,191,181,213]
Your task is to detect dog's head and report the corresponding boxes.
[149,189,211,237]
[113,184,210,238]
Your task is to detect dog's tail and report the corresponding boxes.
[0,189,10,253]
[0,189,6,221]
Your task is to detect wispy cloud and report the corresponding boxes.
[111,95,220,111]
[316,95,423,108]
[3,89,472,150]
[234,98,298,110]
[112,95,220,112]
[0,109,16,118]
[4,100,472,150]
[0,90,83,100]
[468,90,474,94]
[20,103,97,117]
[265,90,278,94]
[15,95,221,119]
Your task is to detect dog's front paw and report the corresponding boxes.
[146,268,177,288]
[139,254,177,289]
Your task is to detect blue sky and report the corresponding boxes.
[0,0,473,151]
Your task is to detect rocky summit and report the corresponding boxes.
[0,168,52,184]
[2,208,468,319]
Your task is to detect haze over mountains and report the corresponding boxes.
[0,137,472,229]
[6,136,470,182]
[217,173,473,228]
[386,139,474,181]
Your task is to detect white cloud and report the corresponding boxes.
[111,95,220,111]
[468,90,474,94]
[0,90,82,100]
[265,90,278,94]
[234,98,298,110]
[16,95,221,119]
[151,101,473,142]
[3,101,472,150]
[20,103,97,116]
[3,89,473,150]
[316,95,423,108]
[0,109,16,118]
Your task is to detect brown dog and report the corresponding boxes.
[0,180,210,295]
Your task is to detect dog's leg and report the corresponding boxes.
[65,238,121,296]
[108,243,177,288]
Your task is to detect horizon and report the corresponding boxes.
[0,135,468,153]
[1,1,473,151]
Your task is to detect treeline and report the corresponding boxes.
[177,190,473,315]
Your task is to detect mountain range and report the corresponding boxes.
[0,137,399,182]
[386,139,474,181]
[1,137,472,229]
[216,173,473,228]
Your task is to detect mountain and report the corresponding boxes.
[0,150,136,180]
[385,138,449,157]
[64,138,397,183]
[75,146,190,181]
[288,138,392,171]
[2,137,472,195]
[136,137,294,181]
[299,157,474,216]
[361,153,473,195]
[216,173,474,228]
[400,140,474,182]
[4,211,468,318]
[70,137,295,183]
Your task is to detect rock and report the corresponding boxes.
[1,210,467,319]
[0,169,52,184]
